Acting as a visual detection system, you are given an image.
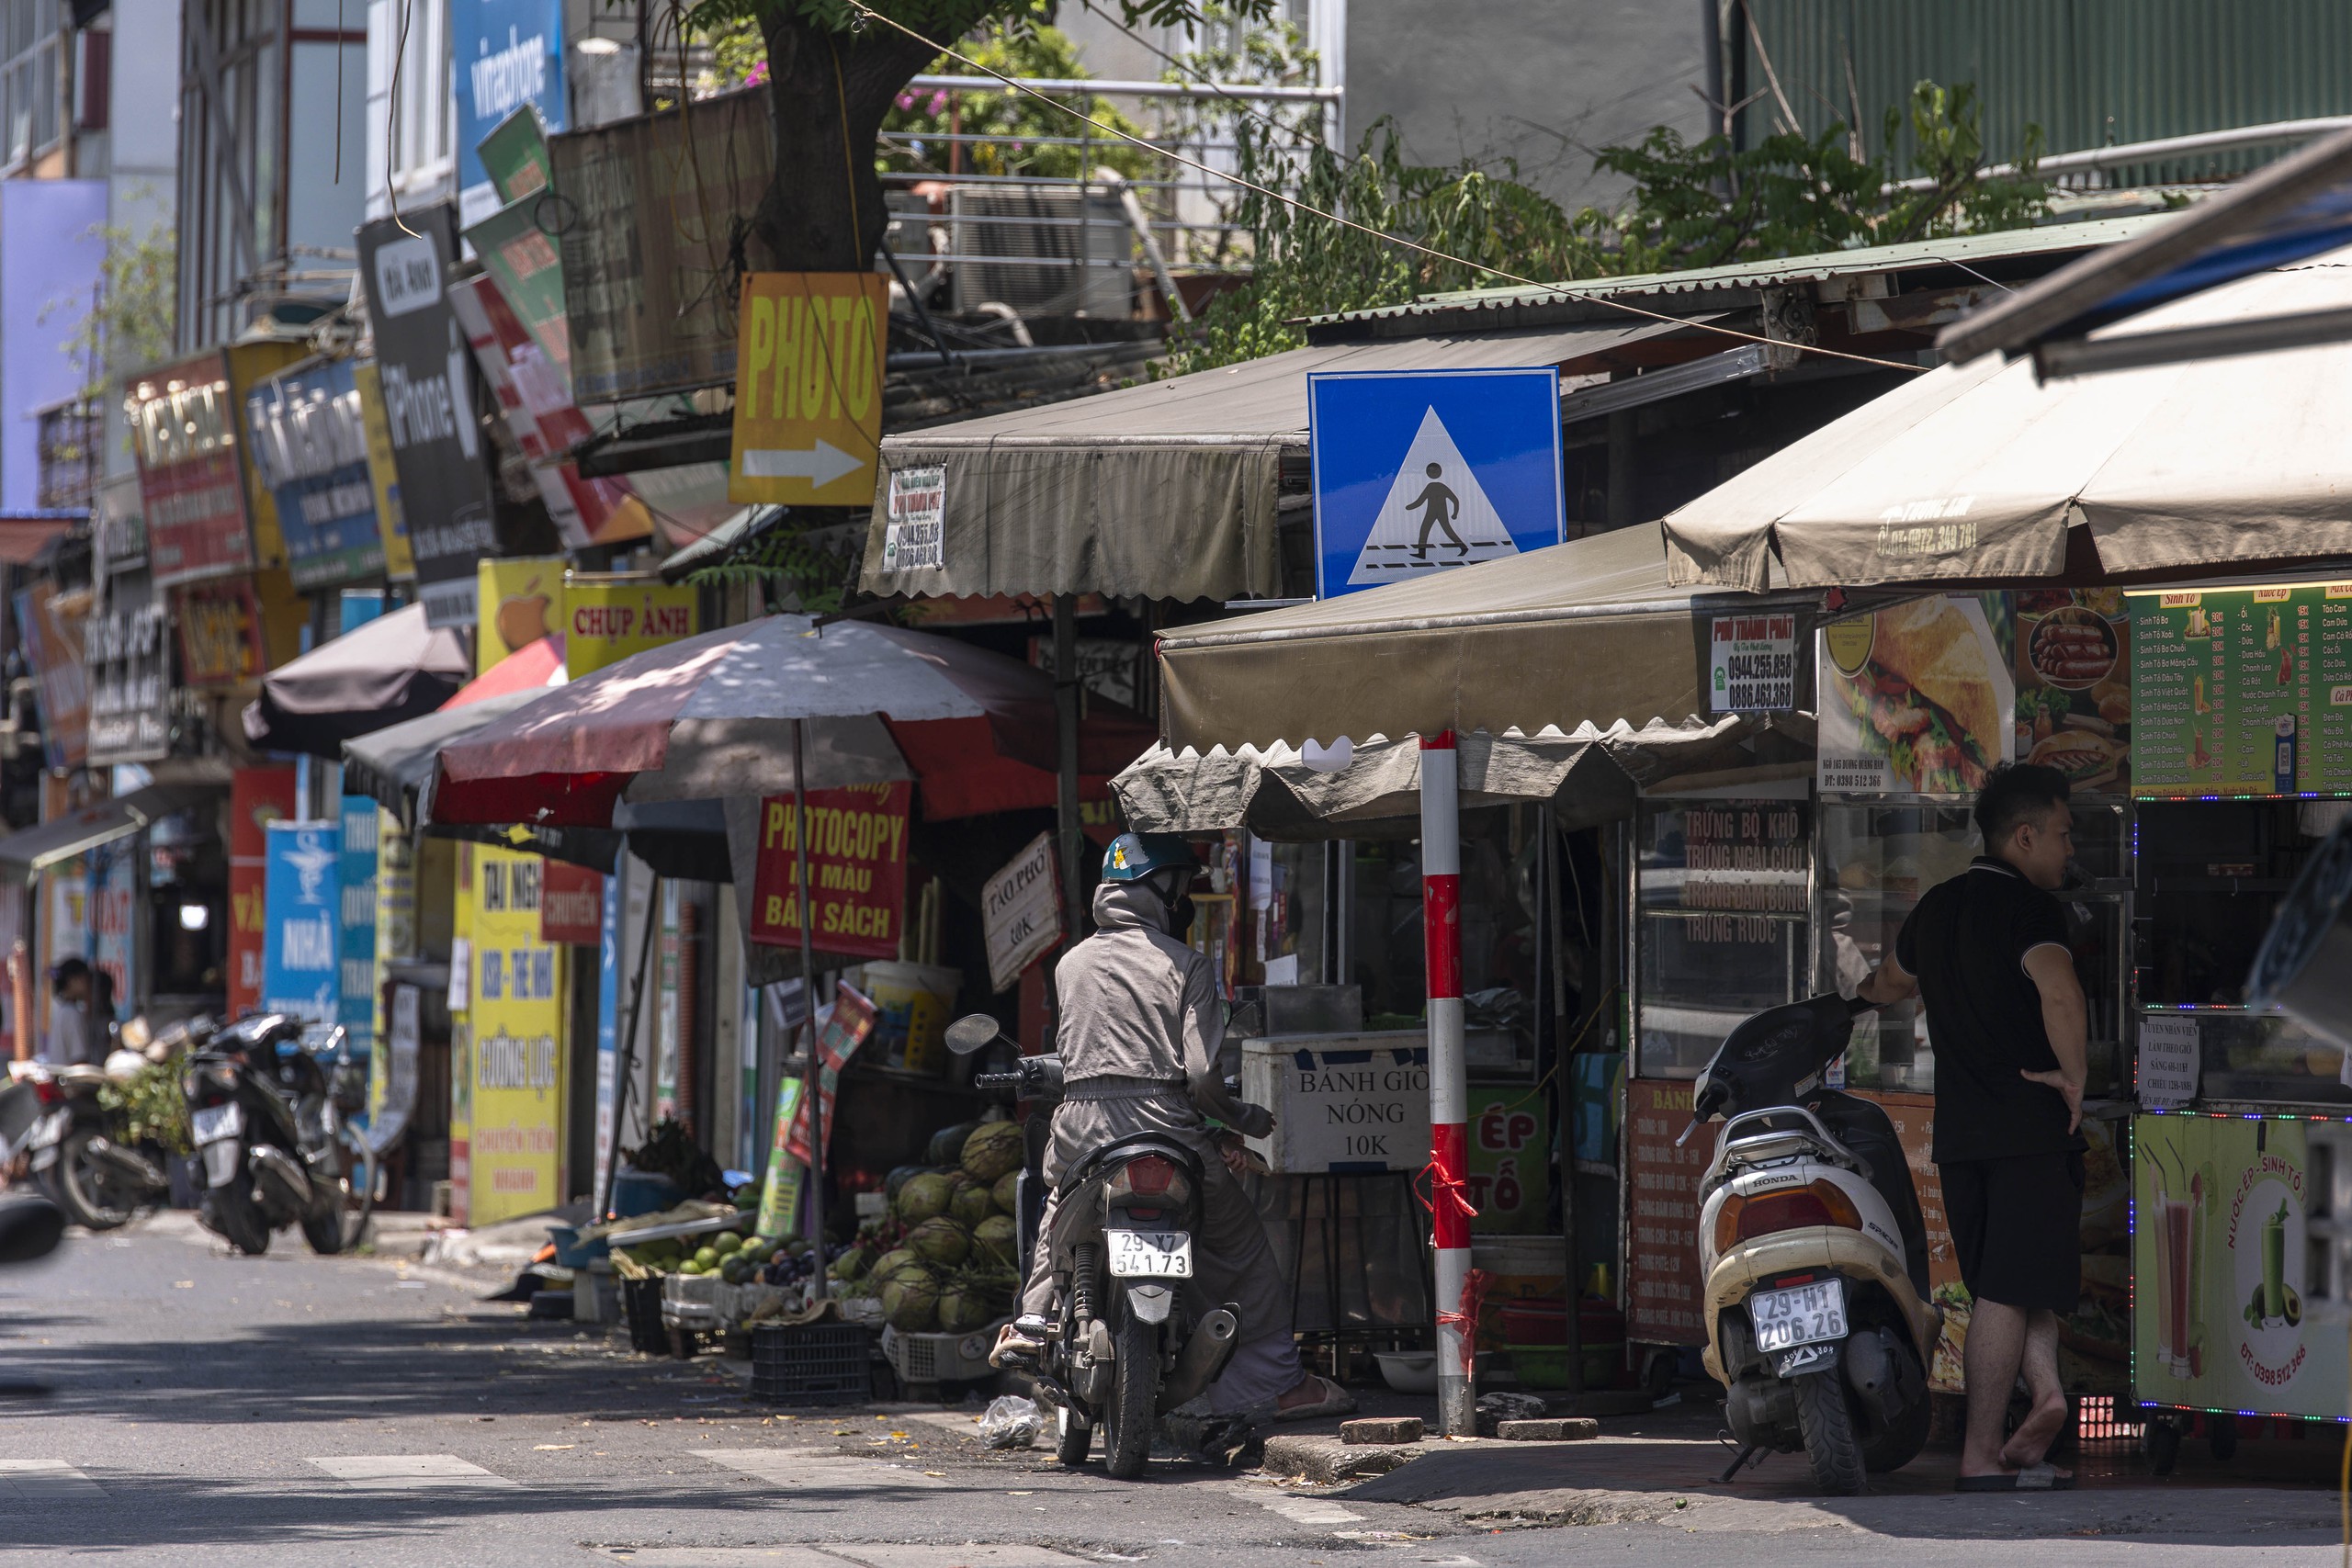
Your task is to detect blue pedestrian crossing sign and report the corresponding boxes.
[1307,367,1566,598]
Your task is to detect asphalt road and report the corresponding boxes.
[0,1215,2341,1568]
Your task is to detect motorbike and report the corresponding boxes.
[945,1013,1244,1479]
[7,1018,184,1230]
[1688,993,1938,1495]
[183,1013,377,1257]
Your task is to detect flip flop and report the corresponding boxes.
[1955,1463,2075,1492]
[1272,1373,1358,1423]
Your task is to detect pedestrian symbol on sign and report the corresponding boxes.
[1309,367,1563,599]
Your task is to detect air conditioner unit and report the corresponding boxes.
[948,184,1132,319]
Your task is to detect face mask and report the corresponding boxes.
[1169,894,1197,938]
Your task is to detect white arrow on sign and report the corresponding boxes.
[741,438,866,490]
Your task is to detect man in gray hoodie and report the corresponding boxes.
[998,834,1351,1422]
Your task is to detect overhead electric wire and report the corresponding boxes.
[842,0,1928,375]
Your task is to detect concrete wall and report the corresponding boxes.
[1341,0,1712,212]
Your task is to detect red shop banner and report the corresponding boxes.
[227,765,297,1016]
[130,353,254,588]
[540,861,604,946]
[749,783,910,960]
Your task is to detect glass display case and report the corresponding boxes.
[1634,798,1810,1079]
[1815,801,2131,1095]
[2136,798,2352,1105]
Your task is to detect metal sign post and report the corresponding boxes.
[1419,730,1474,1435]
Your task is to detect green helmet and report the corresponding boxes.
[1102,832,1197,885]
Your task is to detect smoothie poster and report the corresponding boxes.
[2132,1113,2347,1418]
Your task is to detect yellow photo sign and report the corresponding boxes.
[729,272,888,505]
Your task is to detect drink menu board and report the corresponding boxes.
[2130,582,2352,797]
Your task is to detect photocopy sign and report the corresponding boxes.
[982,832,1061,992]
[748,783,910,959]
[1709,612,1798,713]
[357,208,500,628]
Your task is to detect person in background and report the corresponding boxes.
[1856,762,2088,1493]
[45,960,94,1067]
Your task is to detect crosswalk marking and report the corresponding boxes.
[590,1550,1085,1568]
[691,1449,950,1491]
[0,1461,100,1500]
[827,1549,1087,1567]
[308,1453,516,1489]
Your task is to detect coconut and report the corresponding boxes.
[950,1181,996,1229]
[960,1120,1025,1183]
[884,1164,930,1204]
[870,1247,925,1286]
[906,1216,972,1268]
[973,1213,1019,1265]
[927,1121,981,1167]
[935,1283,995,1334]
[881,1269,941,1331]
[830,1247,871,1282]
[894,1171,955,1225]
[991,1169,1021,1214]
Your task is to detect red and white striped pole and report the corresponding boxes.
[1419,730,1476,1436]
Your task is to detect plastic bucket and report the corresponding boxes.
[860,962,961,1077]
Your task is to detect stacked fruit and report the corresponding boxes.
[831,1119,1026,1332]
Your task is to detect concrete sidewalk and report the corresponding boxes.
[1259,1392,2349,1541]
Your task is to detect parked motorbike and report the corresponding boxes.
[1688,993,1937,1495]
[945,1014,1243,1479]
[183,1014,377,1257]
[6,1017,186,1230]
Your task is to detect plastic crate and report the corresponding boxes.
[622,1276,668,1354]
[663,1273,725,1329]
[750,1322,873,1405]
[880,1318,1009,1387]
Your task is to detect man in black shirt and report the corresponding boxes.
[1858,763,2088,1491]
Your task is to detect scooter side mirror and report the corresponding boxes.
[945,1014,1004,1057]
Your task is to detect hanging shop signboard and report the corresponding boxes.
[339,798,379,1062]
[228,768,296,1017]
[728,272,889,506]
[126,345,302,586]
[981,831,1061,993]
[748,783,910,959]
[15,578,87,772]
[475,557,566,672]
[84,479,168,765]
[1817,594,2016,797]
[563,573,695,674]
[176,578,269,687]
[2128,581,2352,798]
[2132,1111,2340,1420]
[261,819,341,1023]
[479,102,555,210]
[540,860,603,946]
[463,196,571,385]
[549,87,773,401]
[784,981,877,1170]
[351,362,415,580]
[1707,611,1798,714]
[464,844,566,1226]
[455,0,564,227]
[245,357,385,591]
[356,206,501,628]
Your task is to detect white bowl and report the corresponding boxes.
[1376,1350,1440,1394]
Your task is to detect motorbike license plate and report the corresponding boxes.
[192,1102,243,1145]
[1107,1229,1193,1279]
[1748,1279,1847,1353]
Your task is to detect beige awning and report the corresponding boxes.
[1666,242,2352,591]
[858,318,1697,603]
[1114,716,1810,839]
[1154,522,1809,752]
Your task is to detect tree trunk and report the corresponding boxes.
[752,15,939,273]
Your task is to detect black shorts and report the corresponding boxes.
[1941,1152,2085,1313]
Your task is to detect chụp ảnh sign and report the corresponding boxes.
[749,783,910,959]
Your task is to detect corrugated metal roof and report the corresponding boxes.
[1311,213,2168,325]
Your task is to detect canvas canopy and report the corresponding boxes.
[1666,243,2352,591]
[857,319,1692,603]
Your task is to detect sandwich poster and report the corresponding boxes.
[1818,596,2016,797]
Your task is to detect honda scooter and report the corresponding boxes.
[945,1014,1242,1480]
[1688,993,1938,1495]
[184,1014,375,1257]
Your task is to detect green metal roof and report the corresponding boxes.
[1311,212,2170,327]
